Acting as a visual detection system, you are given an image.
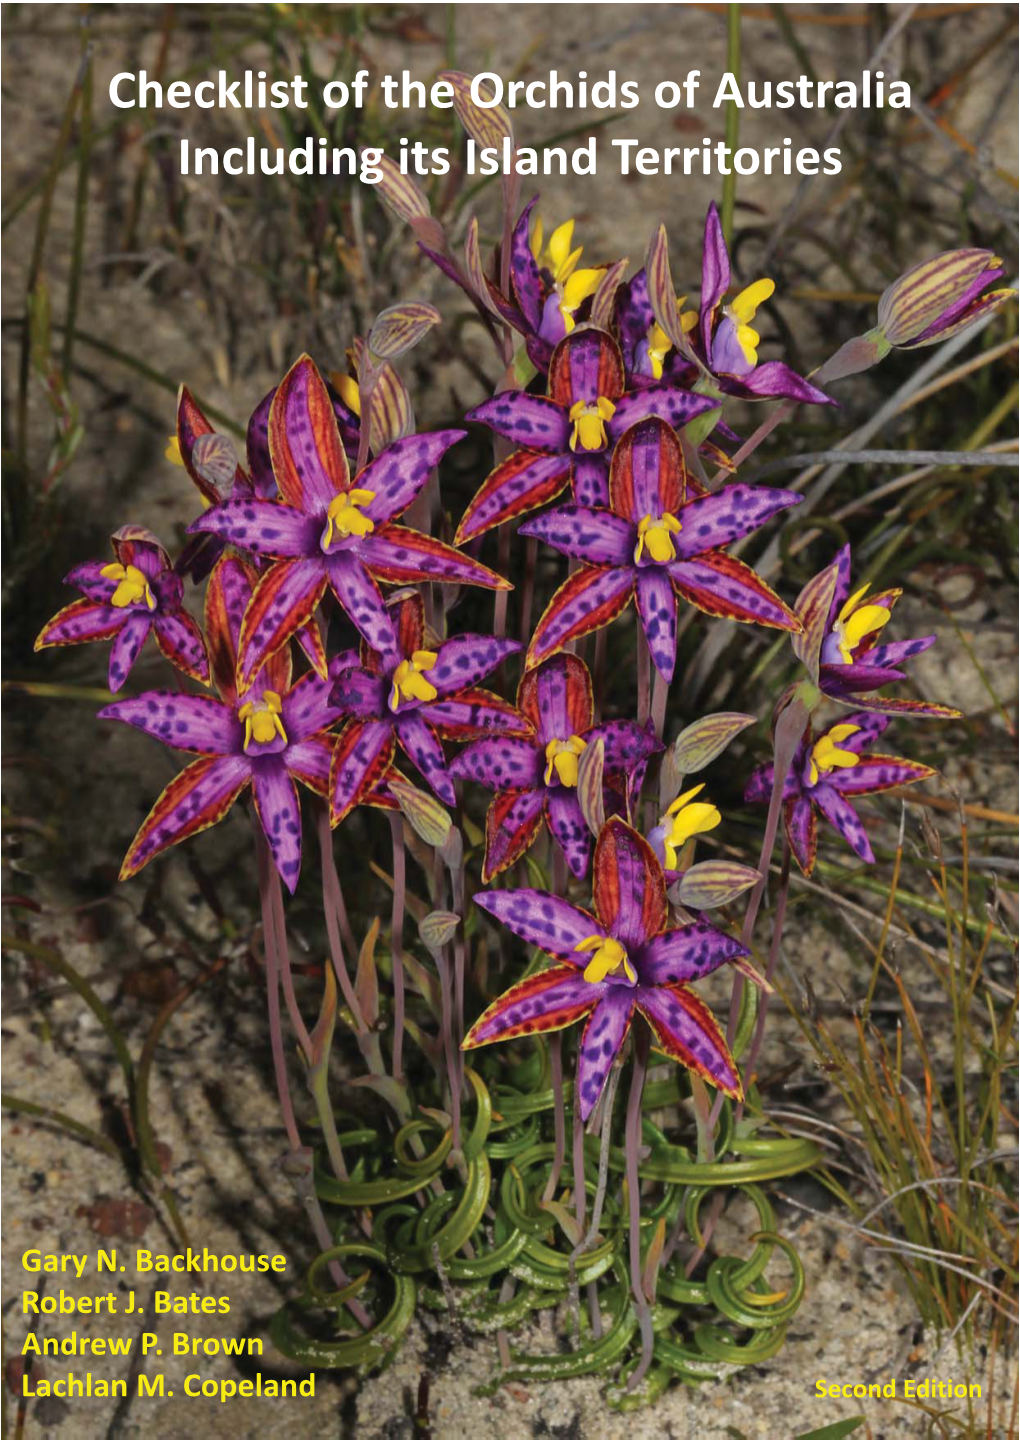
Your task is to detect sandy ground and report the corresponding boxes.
[2,3,1017,1438]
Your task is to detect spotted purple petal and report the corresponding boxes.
[673,486,802,559]
[395,712,454,804]
[99,691,237,756]
[466,393,569,453]
[518,506,634,565]
[635,568,679,682]
[473,887,602,962]
[812,782,874,862]
[636,919,747,986]
[108,611,154,692]
[448,737,542,790]
[576,992,635,1120]
[545,788,592,879]
[252,756,303,892]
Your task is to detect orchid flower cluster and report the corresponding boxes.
[37,155,999,1392]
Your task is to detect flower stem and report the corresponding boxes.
[624,1025,654,1391]
[316,806,365,1029]
[388,812,407,1080]
[542,1034,566,1201]
[720,3,742,247]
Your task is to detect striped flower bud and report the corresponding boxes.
[875,249,1013,349]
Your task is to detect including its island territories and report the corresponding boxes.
[21,1248,287,1275]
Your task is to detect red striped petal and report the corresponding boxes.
[237,559,328,692]
[455,450,571,544]
[526,565,634,668]
[463,964,596,1048]
[121,755,250,880]
[269,354,349,514]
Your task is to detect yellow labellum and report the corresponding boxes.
[323,488,375,548]
[574,934,636,986]
[661,782,721,869]
[568,396,616,452]
[100,562,157,612]
[390,650,439,710]
[634,511,682,565]
[808,723,861,786]
[238,690,287,750]
[544,734,587,788]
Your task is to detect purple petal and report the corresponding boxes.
[785,795,817,875]
[473,887,602,962]
[699,202,730,334]
[729,362,832,406]
[510,197,542,330]
[668,553,798,630]
[463,965,596,1047]
[635,568,678,682]
[281,669,344,743]
[108,611,153,692]
[326,553,397,655]
[396,713,454,804]
[576,993,635,1120]
[36,598,124,650]
[64,560,116,602]
[588,718,662,775]
[637,984,739,1095]
[518,506,634,565]
[830,756,934,795]
[252,757,303,892]
[570,453,611,507]
[358,430,466,523]
[674,485,802,558]
[812,783,874,863]
[153,611,209,684]
[122,754,251,879]
[189,498,319,558]
[518,653,593,743]
[616,268,654,371]
[636,919,747,986]
[448,737,542,790]
[329,664,387,719]
[456,450,573,544]
[331,718,395,822]
[527,564,635,665]
[827,545,854,625]
[861,636,936,668]
[482,787,547,879]
[744,761,801,805]
[99,691,237,755]
[546,788,592,879]
[246,388,278,497]
[420,688,529,740]
[608,386,718,439]
[285,734,335,798]
[593,818,667,951]
[819,662,910,695]
[429,635,521,697]
[836,711,890,752]
[466,394,568,453]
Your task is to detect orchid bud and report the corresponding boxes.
[874,249,1013,349]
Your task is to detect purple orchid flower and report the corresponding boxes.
[187,355,509,692]
[423,201,609,373]
[745,710,935,876]
[98,554,346,891]
[35,526,208,693]
[801,546,961,718]
[462,817,744,1118]
[616,206,831,406]
[328,589,529,824]
[459,326,719,534]
[449,652,660,881]
[521,416,803,681]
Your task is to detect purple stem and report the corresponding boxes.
[434,946,461,1151]
[316,806,366,1030]
[624,1025,654,1391]
[542,1034,566,1201]
[451,855,468,1099]
[636,611,651,728]
[736,838,792,1121]
[388,811,407,1080]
